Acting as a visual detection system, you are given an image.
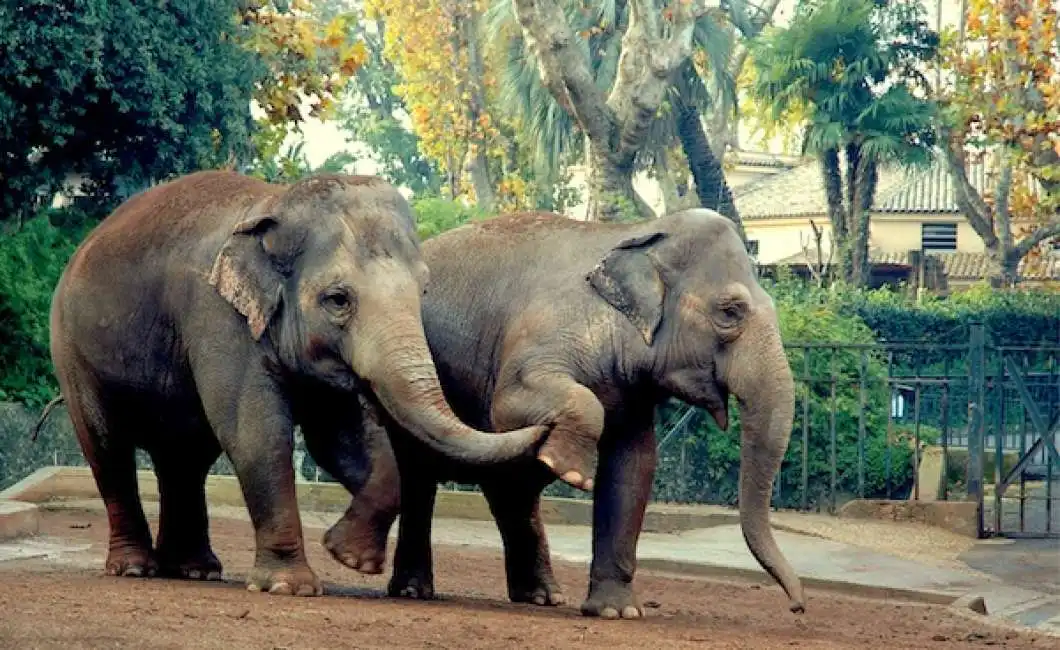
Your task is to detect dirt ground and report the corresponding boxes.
[0,509,1050,649]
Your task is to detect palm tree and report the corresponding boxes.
[483,0,744,230]
[749,0,939,285]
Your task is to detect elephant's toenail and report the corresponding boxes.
[247,583,262,593]
[295,583,316,596]
[562,470,583,485]
[359,560,378,574]
[188,570,202,579]
[269,582,293,595]
[207,571,223,581]
[539,455,555,469]
[583,478,595,491]
[621,606,641,619]
[600,607,620,619]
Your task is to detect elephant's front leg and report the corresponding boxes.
[491,372,605,492]
[582,413,657,619]
[204,378,322,596]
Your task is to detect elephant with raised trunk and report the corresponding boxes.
[323,208,807,618]
[47,170,547,597]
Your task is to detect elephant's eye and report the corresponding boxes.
[321,290,353,315]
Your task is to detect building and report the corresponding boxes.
[733,155,1060,291]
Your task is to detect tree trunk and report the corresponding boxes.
[819,148,847,281]
[674,89,744,239]
[849,151,877,287]
[587,142,653,221]
[512,0,712,223]
[462,5,496,212]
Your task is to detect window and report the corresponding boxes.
[747,239,760,257]
[921,223,957,252]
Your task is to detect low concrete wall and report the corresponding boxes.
[1,466,741,534]
[838,498,980,538]
[0,501,40,540]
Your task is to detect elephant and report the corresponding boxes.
[47,170,549,597]
[320,208,807,617]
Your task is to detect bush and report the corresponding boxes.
[411,196,490,241]
[0,214,89,407]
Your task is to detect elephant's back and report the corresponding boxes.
[50,171,278,377]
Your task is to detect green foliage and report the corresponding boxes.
[0,214,88,407]
[0,0,263,220]
[411,196,490,240]
[244,141,359,184]
[848,283,1060,346]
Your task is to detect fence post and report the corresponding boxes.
[967,321,986,537]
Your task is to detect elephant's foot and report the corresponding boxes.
[581,580,643,620]
[387,570,435,600]
[246,562,323,596]
[537,432,597,492]
[104,542,157,578]
[509,576,566,607]
[323,510,389,575]
[156,544,224,581]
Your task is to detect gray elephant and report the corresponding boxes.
[322,208,806,617]
[47,170,548,597]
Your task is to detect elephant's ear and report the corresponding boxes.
[209,213,286,341]
[587,232,667,346]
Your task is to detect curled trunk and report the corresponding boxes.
[358,314,545,464]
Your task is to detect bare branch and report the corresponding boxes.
[510,0,613,142]
[995,156,1014,254]
[942,135,1000,249]
[1013,220,1060,259]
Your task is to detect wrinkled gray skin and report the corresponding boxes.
[322,208,806,617]
[48,170,545,597]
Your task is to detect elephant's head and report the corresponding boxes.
[587,208,805,613]
[208,174,545,464]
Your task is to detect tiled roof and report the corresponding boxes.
[768,249,1060,281]
[728,149,803,169]
[734,154,914,219]
[941,251,1060,281]
[735,151,1044,219]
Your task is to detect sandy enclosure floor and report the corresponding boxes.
[0,509,1050,649]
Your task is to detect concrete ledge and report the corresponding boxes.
[2,466,740,534]
[0,501,40,541]
[638,558,961,607]
[838,498,979,538]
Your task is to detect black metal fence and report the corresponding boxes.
[649,322,1060,537]
[10,324,1059,538]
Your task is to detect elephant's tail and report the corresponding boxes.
[31,395,65,442]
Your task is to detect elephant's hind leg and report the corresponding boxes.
[63,383,156,578]
[150,437,224,581]
[482,475,565,607]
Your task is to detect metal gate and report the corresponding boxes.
[977,334,1060,538]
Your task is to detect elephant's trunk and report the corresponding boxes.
[725,316,806,613]
[356,310,546,464]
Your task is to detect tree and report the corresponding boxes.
[365,0,503,209]
[338,10,443,195]
[489,0,758,229]
[938,0,1060,286]
[236,0,368,170]
[508,0,732,222]
[750,0,939,286]
[0,0,263,222]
